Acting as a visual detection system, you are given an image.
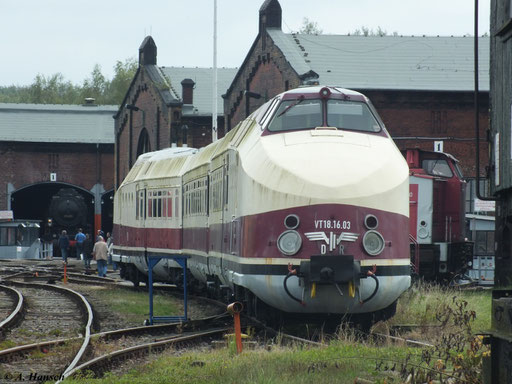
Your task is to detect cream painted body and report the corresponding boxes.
[113,87,410,315]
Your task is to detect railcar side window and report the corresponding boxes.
[422,159,453,178]
[267,99,322,131]
[327,100,381,132]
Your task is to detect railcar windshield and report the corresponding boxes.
[266,98,381,132]
[267,99,322,131]
[327,100,381,132]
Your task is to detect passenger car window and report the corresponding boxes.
[327,100,381,132]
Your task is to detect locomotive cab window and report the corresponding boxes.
[327,100,381,132]
[267,99,322,131]
[422,159,453,178]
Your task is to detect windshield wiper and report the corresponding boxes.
[277,95,305,117]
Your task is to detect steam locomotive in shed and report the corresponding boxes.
[47,188,88,234]
[112,85,411,324]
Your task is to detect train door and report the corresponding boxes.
[221,150,239,275]
[133,185,148,274]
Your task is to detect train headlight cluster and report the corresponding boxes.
[362,230,385,256]
[277,230,302,256]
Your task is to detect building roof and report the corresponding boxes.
[160,67,238,116]
[267,30,489,92]
[0,103,117,144]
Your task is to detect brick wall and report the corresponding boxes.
[0,142,114,210]
[363,90,490,178]
[224,33,301,130]
[115,69,179,187]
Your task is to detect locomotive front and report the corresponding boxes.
[236,86,410,318]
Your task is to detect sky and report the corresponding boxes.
[1,0,491,87]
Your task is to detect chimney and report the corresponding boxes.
[181,79,195,105]
[83,97,96,106]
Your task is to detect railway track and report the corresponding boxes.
[62,327,230,381]
[0,285,24,336]
[0,282,93,382]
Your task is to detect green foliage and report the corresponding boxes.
[391,280,491,333]
[62,283,492,384]
[299,17,323,35]
[350,26,398,37]
[94,286,180,323]
[0,57,137,106]
[380,289,491,384]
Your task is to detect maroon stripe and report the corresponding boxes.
[114,204,408,261]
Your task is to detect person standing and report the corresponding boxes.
[83,233,93,271]
[106,232,117,271]
[96,229,105,242]
[75,228,86,260]
[58,230,70,263]
[92,235,108,277]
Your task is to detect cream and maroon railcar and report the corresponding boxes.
[113,86,410,319]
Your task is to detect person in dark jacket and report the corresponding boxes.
[58,230,70,263]
[83,233,93,271]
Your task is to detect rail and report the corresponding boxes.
[0,284,24,331]
[5,281,94,384]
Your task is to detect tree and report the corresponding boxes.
[81,64,108,102]
[299,17,323,34]
[0,57,138,105]
[105,58,138,105]
[350,26,397,37]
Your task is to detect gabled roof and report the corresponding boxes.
[267,29,489,92]
[0,103,117,143]
[160,67,238,116]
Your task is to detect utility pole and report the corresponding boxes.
[212,0,218,142]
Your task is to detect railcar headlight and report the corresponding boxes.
[362,230,385,256]
[284,214,300,229]
[277,230,302,256]
[364,214,378,230]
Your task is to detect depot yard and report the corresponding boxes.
[60,280,491,384]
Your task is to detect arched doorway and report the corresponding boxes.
[11,183,95,242]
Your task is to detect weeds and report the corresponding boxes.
[377,294,489,383]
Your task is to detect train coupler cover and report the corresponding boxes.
[300,255,360,284]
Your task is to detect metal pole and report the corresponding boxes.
[474,0,496,201]
[148,258,154,325]
[212,0,218,142]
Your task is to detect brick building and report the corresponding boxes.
[114,36,237,189]
[0,102,117,238]
[224,0,490,202]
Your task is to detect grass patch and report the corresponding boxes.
[390,280,492,333]
[64,343,416,384]
[93,287,181,323]
[0,339,17,350]
[63,281,492,383]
